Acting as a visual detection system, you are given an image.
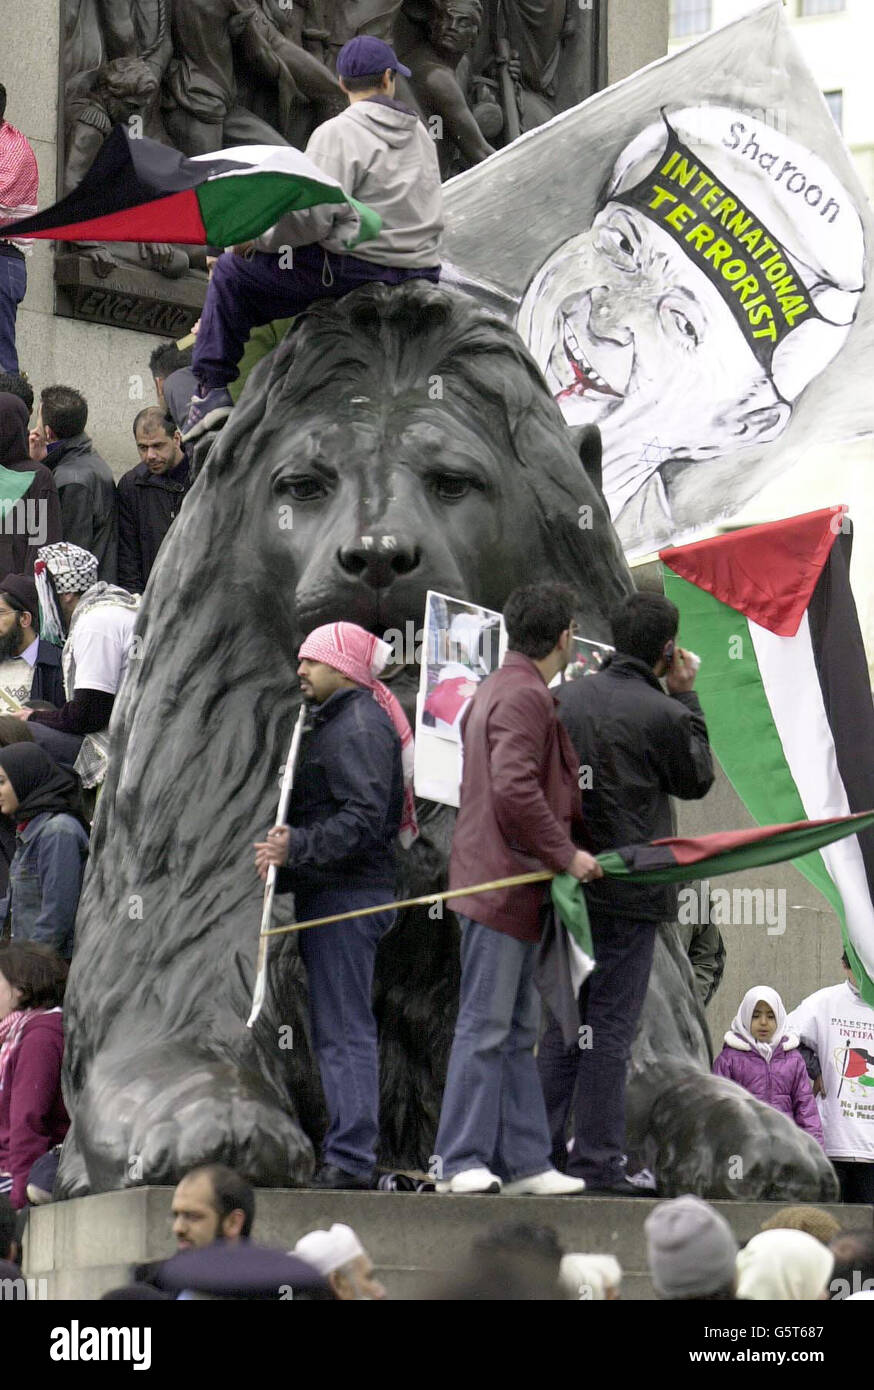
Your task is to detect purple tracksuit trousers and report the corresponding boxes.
[192,244,441,389]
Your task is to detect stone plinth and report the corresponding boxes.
[23,1187,860,1301]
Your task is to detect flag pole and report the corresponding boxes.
[263,870,555,939]
[246,704,308,1028]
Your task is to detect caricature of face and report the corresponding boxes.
[517,201,790,509]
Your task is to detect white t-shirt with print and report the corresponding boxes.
[67,604,137,697]
[787,982,874,1161]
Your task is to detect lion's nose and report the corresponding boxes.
[337,537,421,588]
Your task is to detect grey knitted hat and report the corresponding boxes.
[645,1195,738,1298]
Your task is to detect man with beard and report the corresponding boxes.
[514,107,865,552]
[117,408,190,595]
[254,622,416,1191]
[294,1223,387,1299]
[0,574,64,708]
[15,543,139,793]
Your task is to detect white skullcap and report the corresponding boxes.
[293,1223,366,1277]
[559,1253,623,1300]
[608,105,864,401]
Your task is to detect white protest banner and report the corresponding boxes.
[441,1,873,559]
[414,590,505,808]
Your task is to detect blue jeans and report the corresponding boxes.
[296,885,395,1178]
[0,254,26,373]
[537,912,657,1185]
[434,917,552,1182]
[193,246,441,389]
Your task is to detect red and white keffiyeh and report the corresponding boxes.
[0,122,39,254]
[299,622,418,847]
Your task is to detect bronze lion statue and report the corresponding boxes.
[58,281,836,1202]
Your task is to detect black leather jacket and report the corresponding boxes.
[276,688,403,895]
[558,654,715,921]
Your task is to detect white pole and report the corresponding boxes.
[246,704,308,1028]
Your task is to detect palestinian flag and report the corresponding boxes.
[661,509,874,1007]
[540,812,874,1046]
[0,125,381,249]
[839,1045,874,1086]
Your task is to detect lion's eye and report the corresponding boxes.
[276,476,328,501]
[431,473,474,501]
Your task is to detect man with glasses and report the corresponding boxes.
[0,573,63,708]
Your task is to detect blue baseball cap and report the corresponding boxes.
[336,36,412,80]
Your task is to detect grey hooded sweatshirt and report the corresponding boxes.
[254,98,444,269]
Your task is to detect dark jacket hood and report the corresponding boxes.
[0,393,29,467]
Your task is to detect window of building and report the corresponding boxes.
[671,0,712,40]
[799,0,846,17]
[823,90,844,130]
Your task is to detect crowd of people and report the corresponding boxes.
[3,1161,873,1299]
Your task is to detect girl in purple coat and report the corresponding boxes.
[712,985,825,1147]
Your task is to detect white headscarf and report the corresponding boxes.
[736,1230,834,1301]
[293,1223,365,1277]
[731,985,788,1062]
[559,1253,622,1301]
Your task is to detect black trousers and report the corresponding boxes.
[832,1160,874,1204]
[537,911,657,1186]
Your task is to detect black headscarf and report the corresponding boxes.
[0,743,83,822]
[0,393,30,468]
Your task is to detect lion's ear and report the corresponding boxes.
[572,423,603,496]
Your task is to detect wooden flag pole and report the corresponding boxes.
[261,869,556,940]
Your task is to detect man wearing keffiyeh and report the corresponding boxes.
[17,542,139,791]
[254,621,416,1191]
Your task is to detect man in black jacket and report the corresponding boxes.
[539,591,715,1194]
[254,622,413,1191]
[116,408,190,594]
[35,387,117,583]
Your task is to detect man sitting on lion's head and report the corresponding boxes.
[517,105,865,551]
[183,35,444,443]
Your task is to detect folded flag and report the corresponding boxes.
[0,125,382,250]
[661,509,874,1008]
[540,812,874,1045]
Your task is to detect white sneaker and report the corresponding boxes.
[435,1167,502,1194]
[501,1169,586,1196]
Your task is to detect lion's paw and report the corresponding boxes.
[77,1043,314,1191]
[648,1072,838,1202]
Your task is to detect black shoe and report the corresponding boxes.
[310,1163,373,1191]
[582,1177,654,1197]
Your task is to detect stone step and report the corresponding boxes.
[23,1188,863,1300]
